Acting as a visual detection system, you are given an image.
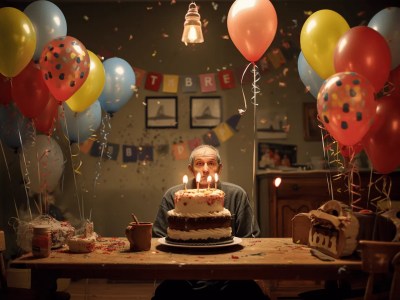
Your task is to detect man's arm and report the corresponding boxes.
[222,182,261,238]
[152,188,176,237]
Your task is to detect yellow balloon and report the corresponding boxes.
[300,9,350,79]
[66,51,106,112]
[0,7,36,78]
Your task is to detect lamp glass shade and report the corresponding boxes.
[181,2,204,44]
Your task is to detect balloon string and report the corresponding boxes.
[17,122,34,220]
[250,63,260,238]
[238,62,253,115]
[93,113,111,190]
[0,140,20,220]
[347,155,363,211]
[320,122,334,201]
[60,105,84,221]
[369,174,392,213]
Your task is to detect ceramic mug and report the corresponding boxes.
[125,222,153,251]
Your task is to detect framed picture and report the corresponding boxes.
[145,96,178,129]
[258,142,297,170]
[190,96,222,128]
[303,102,320,141]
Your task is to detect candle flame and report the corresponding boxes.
[207,175,212,183]
[214,173,219,183]
[274,177,282,188]
[196,172,201,183]
[183,175,188,184]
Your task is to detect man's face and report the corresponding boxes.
[188,148,222,188]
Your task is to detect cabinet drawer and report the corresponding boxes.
[277,178,330,198]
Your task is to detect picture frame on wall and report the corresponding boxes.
[258,142,297,170]
[303,102,320,141]
[145,96,178,128]
[190,96,222,128]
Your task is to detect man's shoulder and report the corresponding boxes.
[220,181,246,194]
[164,184,183,196]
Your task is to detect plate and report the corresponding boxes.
[157,237,242,249]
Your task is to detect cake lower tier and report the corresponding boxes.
[168,215,232,231]
[167,227,233,243]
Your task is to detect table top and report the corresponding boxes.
[10,237,362,281]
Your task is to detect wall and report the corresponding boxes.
[1,0,397,253]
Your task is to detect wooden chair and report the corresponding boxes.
[0,230,70,300]
[1,230,41,299]
[359,240,400,300]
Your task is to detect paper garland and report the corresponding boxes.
[85,114,241,162]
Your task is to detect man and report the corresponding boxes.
[152,144,269,300]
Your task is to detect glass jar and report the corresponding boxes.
[32,225,51,258]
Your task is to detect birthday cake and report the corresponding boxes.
[67,220,98,253]
[166,188,233,244]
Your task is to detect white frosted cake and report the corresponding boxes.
[67,220,97,253]
[167,188,233,243]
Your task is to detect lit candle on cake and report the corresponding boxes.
[196,172,201,190]
[183,175,188,190]
[207,175,212,190]
[214,173,219,189]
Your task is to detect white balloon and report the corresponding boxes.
[19,135,64,194]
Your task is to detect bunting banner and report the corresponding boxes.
[213,122,234,143]
[145,71,162,91]
[218,69,236,90]
[162,74,179,93]
[86,114,242,163]
[122,145,138,163]
[172,142,189,160]
[199,73,217,93]
[181,75,199,93]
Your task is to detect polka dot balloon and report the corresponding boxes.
[317,72,377,146]
[39,36,90,102]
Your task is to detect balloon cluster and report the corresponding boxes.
[298,7,400,174]
[0,1,136,194]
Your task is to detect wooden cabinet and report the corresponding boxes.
[256,170,400,237]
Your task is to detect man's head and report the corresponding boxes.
[188,145,222,188]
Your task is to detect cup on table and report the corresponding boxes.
[125,222,153,251]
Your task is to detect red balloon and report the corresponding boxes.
[227,0,277,62]
[334,26,391,93]
[389,65,400,98]
[11,61,51,118]
[339,142,363,158]
[39,36,90,101]
[362,95,400,174]
[33,96,59,135]
[317,72,377,146]
[0,74,12,106]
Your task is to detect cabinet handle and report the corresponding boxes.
[291,184,300,191]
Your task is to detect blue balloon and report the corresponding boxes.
[368,7,400,70]
[0,103,32,150]
[98,57,136,114]
[60,101,102,143]
[298,51,324,99]
[24,0,68,62]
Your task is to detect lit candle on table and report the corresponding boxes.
[196,172,201,191]
[207,175,212,190]
[183,175,188,190]
[214,173,219,189]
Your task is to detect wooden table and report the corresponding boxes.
[11,237,362,285]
